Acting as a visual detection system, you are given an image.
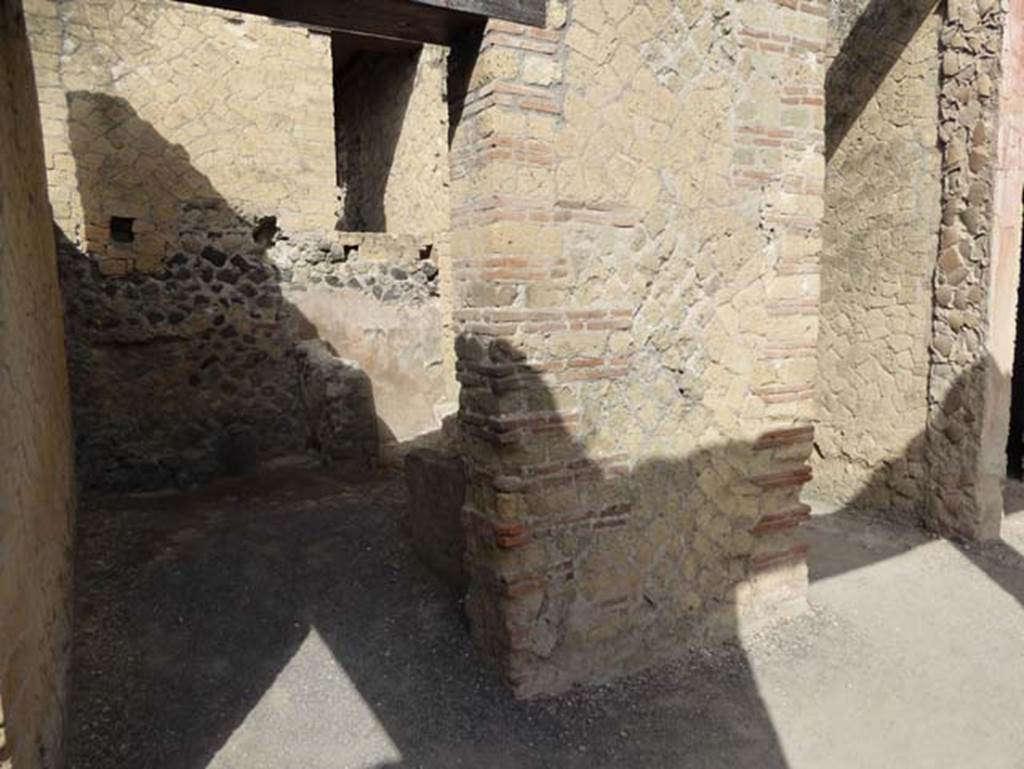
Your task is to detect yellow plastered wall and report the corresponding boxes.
[1,0,76,765]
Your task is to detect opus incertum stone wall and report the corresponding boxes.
[815,0,1024,543]
[813,0,943,521]
[816,0,1023,541]
[448,0,825,695]
[926,0,1024,540]
[26,0,338,239]
[0,0,76,765]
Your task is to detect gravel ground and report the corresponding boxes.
[67,468,1024,769]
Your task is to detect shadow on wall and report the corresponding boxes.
[451,335,810,698]
[335,45,421,233]
[824,0,1014,529]
[825,0,940,161]
[59,90,411,489]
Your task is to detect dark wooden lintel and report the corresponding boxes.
[412,0,545,28]
[175,0,545,46]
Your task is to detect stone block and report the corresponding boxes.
[296,340,379,475]
[404,449,468,592]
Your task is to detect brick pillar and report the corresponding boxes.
[448,0,827,696]
[449,11,638,695]
[731,0,826,622]
[448,13,595,696]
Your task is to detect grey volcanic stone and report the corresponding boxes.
[404,449,467,591]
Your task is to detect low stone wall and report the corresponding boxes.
[61,207,447,490]
[297,340,379,473]
[404,449,468,591]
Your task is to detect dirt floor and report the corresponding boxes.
[67,469,1024,769]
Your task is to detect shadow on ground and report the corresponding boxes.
[67,435,1024,769]
[69,467,788,769]
[804,354,1024,614]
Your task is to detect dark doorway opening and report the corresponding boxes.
[1006,205,1024,479]
[330,33,421,233]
